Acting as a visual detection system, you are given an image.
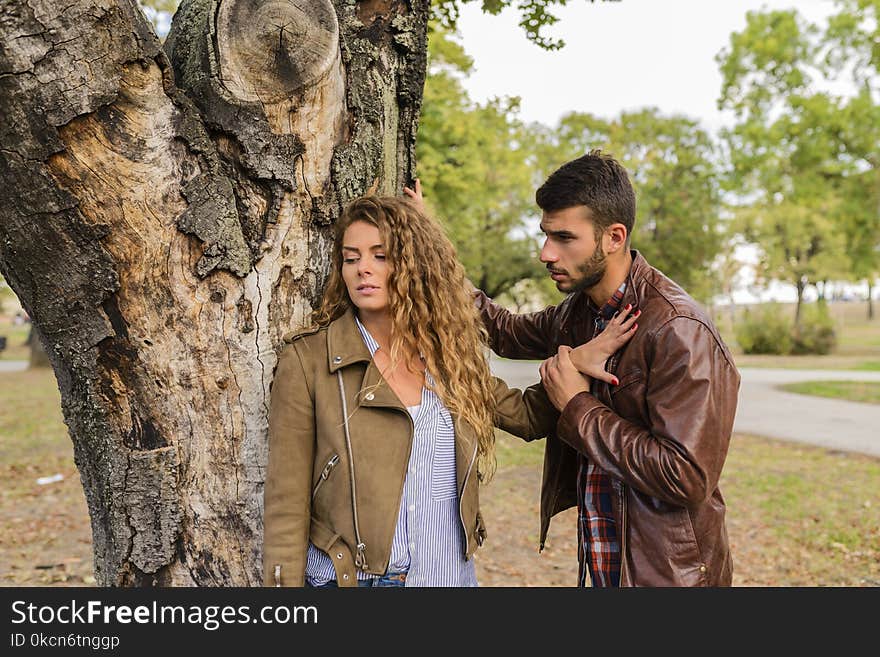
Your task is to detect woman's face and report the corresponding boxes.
[341,220,390,317]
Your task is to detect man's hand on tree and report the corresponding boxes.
[403,178,425,213]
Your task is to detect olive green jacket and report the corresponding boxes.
[262,308,556,586]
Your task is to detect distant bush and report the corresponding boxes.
[791,302,837,355]
[735,302,837,355]
[735,304,793,355]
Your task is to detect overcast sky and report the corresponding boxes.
[455,0,839,133]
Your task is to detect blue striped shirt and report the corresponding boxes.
[305,317,477,587]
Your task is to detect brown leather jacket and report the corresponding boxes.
[263,308,557,586]
[477,251,740,586]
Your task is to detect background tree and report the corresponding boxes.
[416,26,544,298]
[718,6,879,322]
[823,0,880,319]
[717,10,851,323]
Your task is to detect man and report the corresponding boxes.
[474,151,740,587]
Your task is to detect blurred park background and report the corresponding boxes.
[1,0,877,586]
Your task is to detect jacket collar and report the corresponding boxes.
[326,307,373,374]
[620,249,648,312]
[325,307,406,412]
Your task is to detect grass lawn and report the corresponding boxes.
[720,434,880,587]
[779,381,880,405]
[0,368,94,585]
[487,429,880,586]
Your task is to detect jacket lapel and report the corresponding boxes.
[326,308,405,412]
[622,249,646,312]
[326,308,372,373]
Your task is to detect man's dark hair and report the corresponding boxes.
[536,149,636,243]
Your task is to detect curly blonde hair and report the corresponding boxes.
[313,196,497,480]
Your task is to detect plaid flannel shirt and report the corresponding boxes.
[577,282,626,587]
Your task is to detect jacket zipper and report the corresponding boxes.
[311,454,340,499]
[337,371,368,571]
[605,345,628,585]
[459,439,479,559]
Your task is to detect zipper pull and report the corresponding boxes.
[320,454,340,480]
[355,542,368,571]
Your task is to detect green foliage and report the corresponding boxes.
[823,0,880,82]
[138,0,177,12]
[791,301,837,355]
[733,196,849,304]
[534,108,724,301]
[833,86,880,291]
[716,10,817,119]
[432,0,612,50]
[735,302,837,355]
[735,303,794,355]
[136,0,176,39]
[717,5,880,315]
[417,26,544,298]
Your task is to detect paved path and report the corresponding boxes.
[735,368,880,457]
[489,357,880,458]
[0,360,27,372]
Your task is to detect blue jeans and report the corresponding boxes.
[307,571,407,588]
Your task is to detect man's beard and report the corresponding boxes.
[557,244,607,294]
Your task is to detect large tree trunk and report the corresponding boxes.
[0,0,427,585]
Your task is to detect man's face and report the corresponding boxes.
[539,205,606,294]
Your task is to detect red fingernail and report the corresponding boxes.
[612,378,619,385]
[633,323,638,329]
[635,310,642,316]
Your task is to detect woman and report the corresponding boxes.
[262,195,634,587]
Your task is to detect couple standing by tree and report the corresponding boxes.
[263,150,741,588]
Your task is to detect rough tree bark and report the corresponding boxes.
[0,0,427,585]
